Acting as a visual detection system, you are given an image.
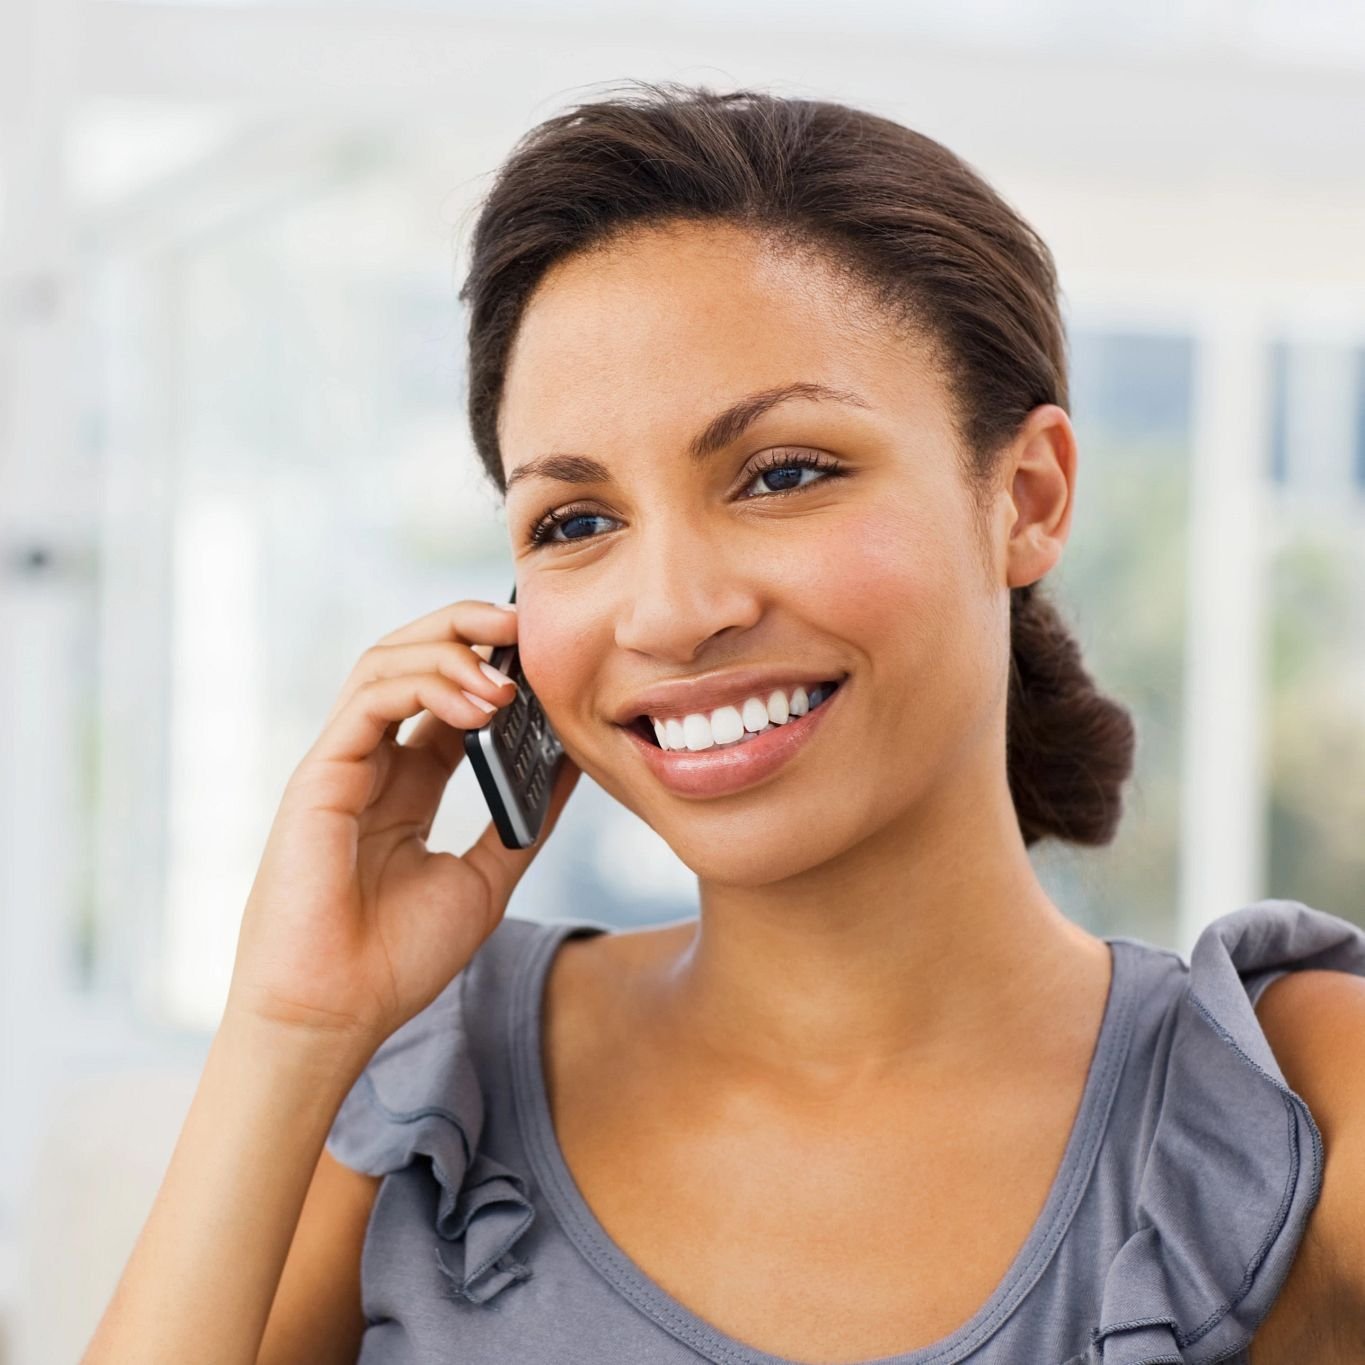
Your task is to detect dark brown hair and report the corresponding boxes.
[457,79,1136,848]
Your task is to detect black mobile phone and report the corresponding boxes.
[463,585,566,849]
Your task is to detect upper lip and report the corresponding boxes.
[612,667,848,725]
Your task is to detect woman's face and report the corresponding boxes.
[498,221,1032,885]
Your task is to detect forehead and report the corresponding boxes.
[497,222,941,476]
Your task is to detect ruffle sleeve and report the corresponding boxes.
[1088,897,1365,1365]
[325,920,539,1306]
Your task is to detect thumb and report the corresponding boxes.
[459,753,583,910]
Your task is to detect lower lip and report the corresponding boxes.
[618,680,847,798]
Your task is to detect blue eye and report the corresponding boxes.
[744,449,843,496]
[523,450,847,549]
[529,508,612,545]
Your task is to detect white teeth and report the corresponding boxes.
[682,714,711,751]
[710,705,745,745]
[647,680,839,752]
[741,697,769,733]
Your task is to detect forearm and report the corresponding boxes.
[81,1011,370,1365]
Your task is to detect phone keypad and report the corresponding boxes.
[468,646,565,849]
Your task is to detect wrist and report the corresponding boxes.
[214,1003,379,1097]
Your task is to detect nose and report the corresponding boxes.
[611,514,762,662]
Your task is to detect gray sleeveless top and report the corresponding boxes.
[325,898,1365,1365]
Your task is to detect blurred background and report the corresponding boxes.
[2,1,1364,1360]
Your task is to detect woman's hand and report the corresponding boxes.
[224,597,580,1058]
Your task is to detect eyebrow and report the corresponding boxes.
[503,381,872,495]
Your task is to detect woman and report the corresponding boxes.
[84,82,1365,1365]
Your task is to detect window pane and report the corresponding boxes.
[1038,330,1194,945]
[1263,338,1365,925]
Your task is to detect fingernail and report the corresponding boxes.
[479,661,513,688]
[461,689,496,714]
[494,601,517,611]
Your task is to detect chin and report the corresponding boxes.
[666,813,863,889]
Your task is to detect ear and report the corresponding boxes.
[999,403,1078,592]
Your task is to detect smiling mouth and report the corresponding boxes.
[623,678,845,750]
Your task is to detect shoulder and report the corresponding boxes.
[1255,962,1365,1130]
[1250,966,1365,1360]
[542,914,696,1062]
[1096,897,1365,1364]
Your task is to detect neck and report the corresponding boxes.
[650,750,1110,1095]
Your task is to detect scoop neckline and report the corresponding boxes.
[509,917,1138,1365]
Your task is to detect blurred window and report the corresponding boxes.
[1263,336,1365,914]
[1039,329,1194,944]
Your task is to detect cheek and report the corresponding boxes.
[810,501,987,720]
[796,502,940,640]
[512,598,590,713]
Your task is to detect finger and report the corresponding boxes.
[373,598,518,652]
[356,706,475,839]
[325,636,518,732]
[396,706,466,764]
[309,672,500,769]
